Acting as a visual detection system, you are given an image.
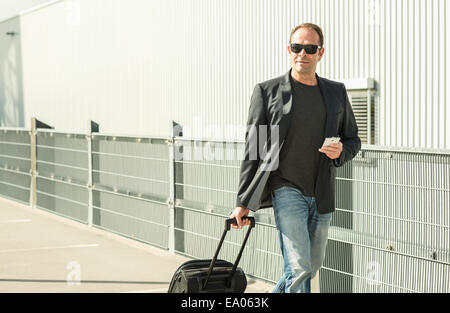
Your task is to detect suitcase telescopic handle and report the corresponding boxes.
[203,216,255,290]
[225,216,256,230]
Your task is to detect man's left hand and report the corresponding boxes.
[318,142,343,160]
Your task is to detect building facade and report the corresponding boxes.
[0,0,448,149]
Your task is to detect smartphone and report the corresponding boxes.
[322,137,341,147]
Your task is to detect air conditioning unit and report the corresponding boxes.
[340,78,376,145]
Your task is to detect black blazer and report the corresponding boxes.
[235,69,361,214]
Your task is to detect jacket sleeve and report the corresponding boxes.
[333,84,362,167]
[235,84,268,208]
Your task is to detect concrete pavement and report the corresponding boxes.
[0,196,274,293]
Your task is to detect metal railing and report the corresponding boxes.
[0,119,449,293]
[0,128,31,205]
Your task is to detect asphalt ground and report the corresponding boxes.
[0,196,274,293]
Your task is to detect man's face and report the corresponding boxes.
[288,28,324,76]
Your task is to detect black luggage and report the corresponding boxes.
[168,216,255,293]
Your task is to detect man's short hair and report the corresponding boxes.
[289,23,324,47]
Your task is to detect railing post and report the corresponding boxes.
[29,117,53,209]
[311,272,320,293]
[87,121,99,227]
[30,118,37,209]
[168,120,182,253]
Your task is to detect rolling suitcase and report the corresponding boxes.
[168,216,255,293]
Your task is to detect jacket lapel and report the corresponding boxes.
[277,71,294,146]
[316,74,335,138]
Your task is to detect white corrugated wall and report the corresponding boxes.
[1,0,449,149]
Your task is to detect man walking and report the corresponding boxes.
[230,23,361,293]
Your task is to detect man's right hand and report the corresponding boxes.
[229,206,251,229]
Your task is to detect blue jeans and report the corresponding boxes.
[271,186,332,293]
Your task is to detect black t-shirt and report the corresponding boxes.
[268,75,327,196]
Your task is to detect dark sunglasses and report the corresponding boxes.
[290,43,321,54]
